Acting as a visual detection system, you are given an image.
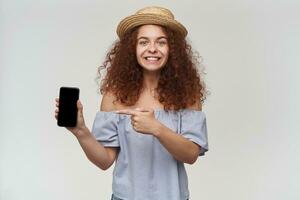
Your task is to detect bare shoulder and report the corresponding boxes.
[186,99,202,111]
[100,92,120,111]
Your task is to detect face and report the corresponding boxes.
[136,25,169,72]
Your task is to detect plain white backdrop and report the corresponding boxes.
[1,0,299,199]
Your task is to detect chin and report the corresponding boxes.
[141,65,164,72]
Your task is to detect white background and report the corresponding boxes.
[1,0,299,199]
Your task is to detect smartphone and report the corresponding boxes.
[57,87,80,127]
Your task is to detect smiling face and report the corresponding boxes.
[136,25,169,72]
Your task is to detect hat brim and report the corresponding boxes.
[116,13,187,38]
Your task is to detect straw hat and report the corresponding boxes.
[116,6,187,38]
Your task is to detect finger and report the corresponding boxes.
[55,109,58,119]
[77,100,83,117]
[131,115,139,122]
[55,98,59,102]
[56,102,59,107]
[55,109,59,113]
[135,107,150,112]
[77,100,83,110]
[115,109,136,115]
[131,121,138,129]
[131,120,135,127]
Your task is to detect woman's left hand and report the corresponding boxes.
[115,108,161,135]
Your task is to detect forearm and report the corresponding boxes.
[75,127,112,170]
[153,123,200,164]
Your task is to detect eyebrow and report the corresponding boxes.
[137,36,168,40]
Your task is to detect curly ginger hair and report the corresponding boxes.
[97,26,208,111]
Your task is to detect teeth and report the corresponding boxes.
[146,57,159,61]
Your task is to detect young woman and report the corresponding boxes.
[55,6,209,200]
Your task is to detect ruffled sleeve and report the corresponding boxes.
[91,111,120,147]
[179,110,209,156]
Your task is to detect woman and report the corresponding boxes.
[55,6,208,200]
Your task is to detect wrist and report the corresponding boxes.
[75,126,90,140]
[152,121,164,138]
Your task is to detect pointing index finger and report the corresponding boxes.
[115,109,137,115]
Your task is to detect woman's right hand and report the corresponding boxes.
[55,98,89,138]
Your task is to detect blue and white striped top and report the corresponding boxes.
[92,109,208,200]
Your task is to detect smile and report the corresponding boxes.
[144,56,161,61]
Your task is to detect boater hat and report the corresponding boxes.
[116,6,188,38]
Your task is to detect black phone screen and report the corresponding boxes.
[57,87,80,127]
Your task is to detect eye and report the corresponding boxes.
[138,40,148,46]
[157,40,167,46]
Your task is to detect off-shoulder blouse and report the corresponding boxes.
[92,109,208,200]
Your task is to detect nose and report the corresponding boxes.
[147,42,157,53]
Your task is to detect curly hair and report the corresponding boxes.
[97,26,208,111]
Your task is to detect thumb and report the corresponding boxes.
[77,100,83,115]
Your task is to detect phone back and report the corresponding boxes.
[57,87,79,127]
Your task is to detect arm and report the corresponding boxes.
[54,93,119,170]
[76,128,118,170]
[116,100,202,164]
[155,102,202,164]
[153,124,200,164]
[78,92,119,170]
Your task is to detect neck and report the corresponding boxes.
[142,70,160,91]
